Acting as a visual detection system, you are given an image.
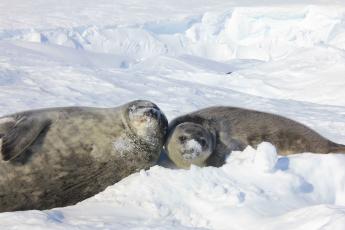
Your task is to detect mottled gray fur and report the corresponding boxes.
[166,106,345,168]
[0,100,168,212]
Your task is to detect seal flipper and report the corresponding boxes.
[0,116,51,161]
[328,142,345,154]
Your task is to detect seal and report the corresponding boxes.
[165,106,345,168]
[0,100,168,212]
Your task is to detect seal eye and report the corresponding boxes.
[179,136,187,142]
[199,138,206,147]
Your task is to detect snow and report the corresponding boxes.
[228,142,278,172]
[1,0,345,229]
[2,149,345,230]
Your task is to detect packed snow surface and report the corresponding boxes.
[1,0,345,229]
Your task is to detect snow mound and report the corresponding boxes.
[0,6,345,61]
[1,144,345,230]
[2,5,345,108]
[3,6,345,63]
[228,142,278,172]
[1,0,345,229]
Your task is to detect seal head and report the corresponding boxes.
[123,100,168,146]
[166,122,215,169]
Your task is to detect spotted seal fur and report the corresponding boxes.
[0,100,168,212]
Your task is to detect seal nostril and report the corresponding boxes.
[179,136,187,142]
[145,108,159,119]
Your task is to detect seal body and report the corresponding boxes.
[0,100,168,212]
[166,106,345,168]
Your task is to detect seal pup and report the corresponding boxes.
[0,100,168,212]
[166,106,345,168]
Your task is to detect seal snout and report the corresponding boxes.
[132,104,165,126]
[181,139,202,160]
[128,100,161,119]
[143,107,161,120]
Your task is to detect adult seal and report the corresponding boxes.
[0,100,168,212]
[166,106,345,168]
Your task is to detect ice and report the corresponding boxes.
[255,142,278,172]
[1,0,345,229]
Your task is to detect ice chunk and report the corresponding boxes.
[254,142,278,173]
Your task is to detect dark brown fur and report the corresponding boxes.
[166,106,345,168]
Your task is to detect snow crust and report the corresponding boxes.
[1,0,345,229]
[2,145,345,230]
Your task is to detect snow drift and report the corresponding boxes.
[1,0,345,229]
[1,143,345,230]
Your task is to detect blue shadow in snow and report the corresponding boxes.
[275,157,290,171]
[46,210,65,223]
[299,180,314,193]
